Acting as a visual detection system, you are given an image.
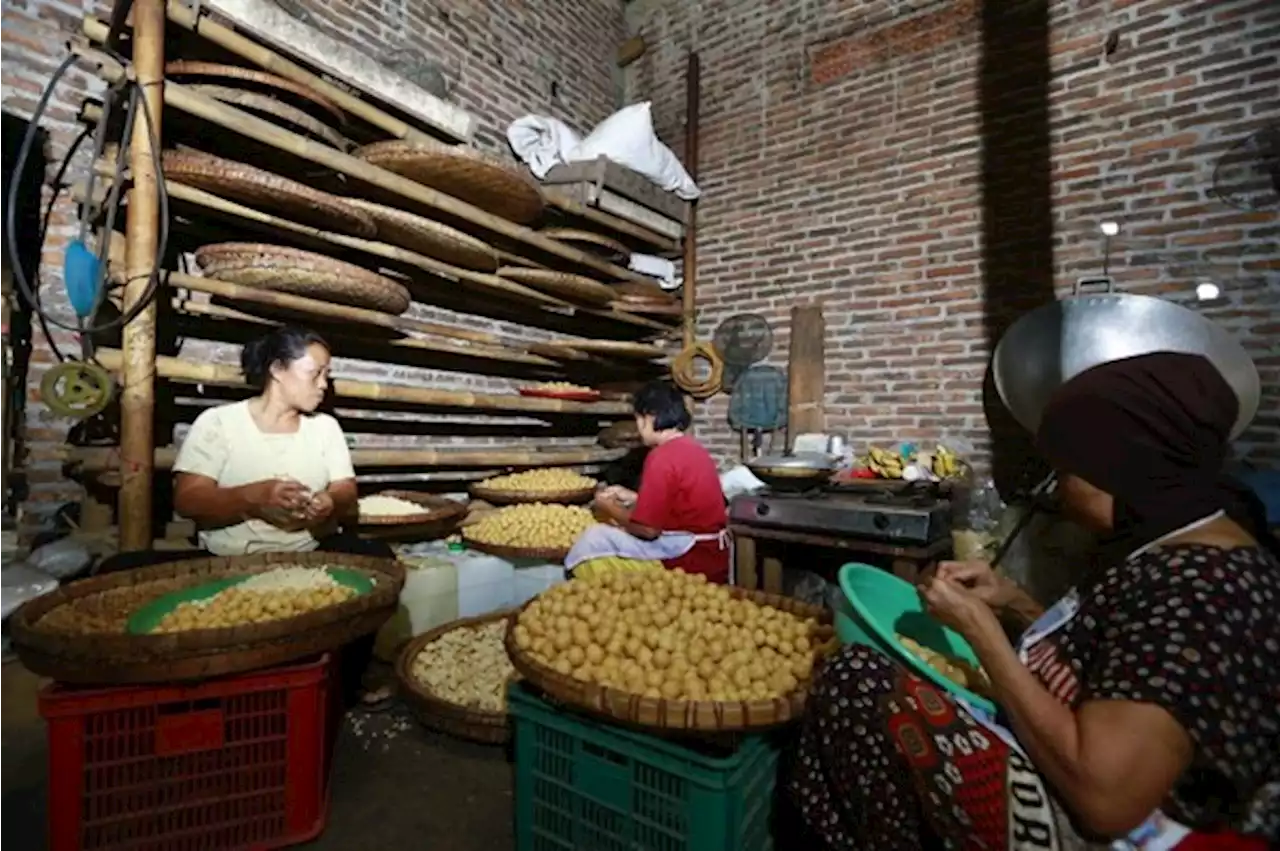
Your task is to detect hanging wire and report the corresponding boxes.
[4,51,171,357]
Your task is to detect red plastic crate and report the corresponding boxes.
[40,655,339,851]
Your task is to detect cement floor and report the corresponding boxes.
[1,659,513,850]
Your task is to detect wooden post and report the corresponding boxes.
[786,305,826,449]
[118,0,165,551]
[681,52,700,349]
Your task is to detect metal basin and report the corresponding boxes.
[993,292,1260,439]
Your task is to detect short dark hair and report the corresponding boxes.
[633,381,691,431]
[240,326,329,389]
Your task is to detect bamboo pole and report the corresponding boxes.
[71,444,628,473]
[92,348,632,415]
[118,0,165,552]
[682,52,700,349]
[542,190,680,255]
[173,299,560,368]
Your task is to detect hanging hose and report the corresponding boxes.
[670,340,724,400]
[4,50,171,357]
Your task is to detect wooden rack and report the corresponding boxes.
[64,0,687,550]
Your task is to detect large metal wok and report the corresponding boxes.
[993,286,1261,439]
[746,452,838,492]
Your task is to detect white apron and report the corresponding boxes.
[565,523,728,573]
[956,512,1225,851]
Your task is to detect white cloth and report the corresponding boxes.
[506,115,581,179]
[565,524,726,572]
[628,253,677,288]
[569,102,701,200]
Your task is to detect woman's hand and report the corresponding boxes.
[935,560,1019,607]
[919,575,1003,641]
[305,491,336,524]
[598,485,637,506]
[244,479,310,516]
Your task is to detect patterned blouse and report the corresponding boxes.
[1025,543,1280,840]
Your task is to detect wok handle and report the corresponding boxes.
[1072,275,1115,296]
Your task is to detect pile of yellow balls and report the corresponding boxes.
[512,569,825,703]
[477,468,596,494]
[464,503,594,550]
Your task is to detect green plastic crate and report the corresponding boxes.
[510,684,779,851]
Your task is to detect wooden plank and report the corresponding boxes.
[71,445,629,472]
[92,348,633,416]
[786,305,825,445]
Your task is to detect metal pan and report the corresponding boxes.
[747,452,838,492]
[993,285,1260,439]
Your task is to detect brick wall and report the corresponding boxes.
[2,0,626,535]
[628,0,1279,489]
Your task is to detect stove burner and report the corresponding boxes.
[731,486,952,545]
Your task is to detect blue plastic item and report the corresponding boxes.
[836,562,996,712]
[63,240,102,319]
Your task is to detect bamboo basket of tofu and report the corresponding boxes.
[395,610,518,744]
[9,552,405,684]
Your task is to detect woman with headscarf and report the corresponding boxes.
[788,352,1278,851]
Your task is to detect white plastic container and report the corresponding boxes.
[373,548,459,661]
[454,547,516,617]
[512,562,567,607]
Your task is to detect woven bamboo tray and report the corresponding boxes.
[614,280,673,301]
[609,300,682,316]
[346,198,498,271]
[395,610,517,744]
[354,140,544,224]
[540,227,629,264]
[164,61,347,124]
[505,589,838,732]
[462,539,572,563]
[358,491,467,527]
[195,242,411,314]
[8,552,405,684]
[496,267,615,306]
[469,484,596,506]
[163,150,375,237]
[543,339,671,360]
[187,84,347,149]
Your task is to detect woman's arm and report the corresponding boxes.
[595,496,660,540]
[174,473,308,528]
[967,619,1192,837]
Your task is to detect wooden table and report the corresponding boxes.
[730,523,953,594]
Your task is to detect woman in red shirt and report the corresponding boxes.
[566,382,729,583]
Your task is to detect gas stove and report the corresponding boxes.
[729,487,951,546]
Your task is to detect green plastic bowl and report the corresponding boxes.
[836,562,996,712]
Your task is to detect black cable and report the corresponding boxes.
[4,52,171,340]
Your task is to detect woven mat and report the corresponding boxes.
[496,266,615,305]
[544,339,671,360]
[164,150,375,237]
[609,300,681,317]
[613,280,673,301]
[165,61,346,124]
[354,140,544,224]
[347,198,498,271]
[195,242,411,314]
[540,227,629,263]
[188,84,346,149]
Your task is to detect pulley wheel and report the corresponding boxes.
[40,361,115,419]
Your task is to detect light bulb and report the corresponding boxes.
[1195,280,1221,301]
[1099,221,1120,237]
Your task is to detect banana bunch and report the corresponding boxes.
[572,556,664,581]
[865,446,906,479]
[932,445,963,480]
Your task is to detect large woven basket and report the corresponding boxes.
[354,139,544,224]
[468,483,596,506]
[188,84,346,149]
[358,491,467,527]
[395,610,517,744]
[495,267,615,305]
[461,539,572,564]
[346,198,498,271]
[163,150,375,237]
[505,588,838,732]
[540,227,629,264]
[8,552,405,684]
[195,242,412,314]
[543,339,671,360]
[165,61,346,124]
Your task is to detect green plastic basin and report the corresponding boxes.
[836,562,996,713]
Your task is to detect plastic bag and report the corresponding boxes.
[26,537,92,579]
[2,564,59,620]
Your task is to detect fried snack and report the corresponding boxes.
[513,569,826,702]
[463,503,594,550]
[152,567,356,632]
[477,468,596,493]
[896,633,992,695]
[410,620,517,712]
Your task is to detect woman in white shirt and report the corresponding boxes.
[97,326,391,570]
